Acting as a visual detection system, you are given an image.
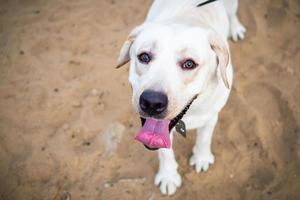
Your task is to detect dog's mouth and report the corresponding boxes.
[135,95,198,151]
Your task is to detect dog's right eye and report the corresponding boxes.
[181,59,198,70]
[138,52,152,64]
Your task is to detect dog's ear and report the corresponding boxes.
[208,32,230,89]
[116,26,144,69]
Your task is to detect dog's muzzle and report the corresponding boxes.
[137,94,198,151]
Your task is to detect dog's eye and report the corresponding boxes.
[181,59,198,70]
[138,52,152,64]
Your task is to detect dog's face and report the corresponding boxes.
[117,23,229,122]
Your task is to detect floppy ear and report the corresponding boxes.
[116,38,134,68]
[208,32,230,89]
[116,26,144,69]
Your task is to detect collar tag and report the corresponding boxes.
[175,120,187,138]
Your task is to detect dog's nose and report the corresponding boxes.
[139,90,168,116]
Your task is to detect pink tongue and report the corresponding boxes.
[135,118,171,149]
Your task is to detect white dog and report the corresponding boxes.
[117,0,246,195]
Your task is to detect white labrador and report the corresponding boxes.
[117,0,246,195]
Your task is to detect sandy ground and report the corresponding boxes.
[0,0,299,199]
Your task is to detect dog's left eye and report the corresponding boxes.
[138,52,152,64]
[181,59,198,70]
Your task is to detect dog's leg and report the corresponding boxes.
[224,0,246,41]
[155,132,181,195]
[189,115,218,173]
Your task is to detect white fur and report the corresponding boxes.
[118,0,246,196]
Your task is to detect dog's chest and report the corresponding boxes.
[181,101,215,130]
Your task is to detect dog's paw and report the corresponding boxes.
[229,17,246,42]
[154,170,181,195]
[189,151,215,173]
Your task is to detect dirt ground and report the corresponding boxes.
[0,0,299,199]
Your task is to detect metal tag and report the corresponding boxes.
[175,120,187,138]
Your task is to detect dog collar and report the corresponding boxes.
[197,0,218,7]
[173,94,199,138]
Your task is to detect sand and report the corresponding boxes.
[0,0,299,199]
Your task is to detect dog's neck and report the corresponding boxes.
[145,0,228,40]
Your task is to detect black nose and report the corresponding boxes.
[139,90,168,116]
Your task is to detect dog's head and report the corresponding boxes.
[117,23,229,150]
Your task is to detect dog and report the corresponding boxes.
[117,0,246,195]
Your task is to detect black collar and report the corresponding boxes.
[197,0,218,7]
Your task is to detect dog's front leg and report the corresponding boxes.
[155,132,181,195]
[189,114,218,173]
